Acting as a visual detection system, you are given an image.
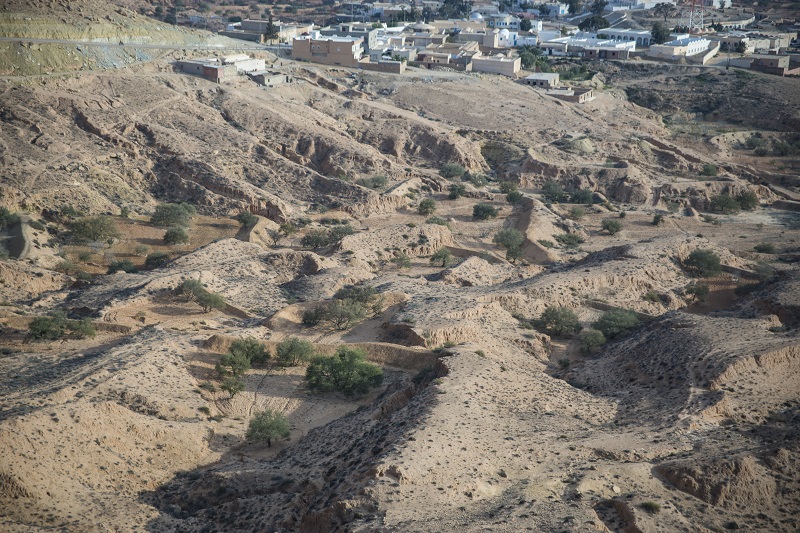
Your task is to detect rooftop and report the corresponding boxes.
[664,37,709,46]
[525,73,559,80]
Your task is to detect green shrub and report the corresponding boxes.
[426,216,449,227]
[417,198,437,216]
[107,260,137,274]
[301,229,331,248]
[700,164,718,177]
[246,409,291,446]
[430,248,453,268]
[150,203,195,227]
[440,163,466,180]
[642,290,660,303]
[542,181,568,203]
[568,206,587,220]
[163,226,189,246]
[538,306,582,337]
[592,309,640,339]
[601,218,622,235]
[326,299,368,330]
[710,193,740,215]
[685,281,710,302]
[230,337,270,366]
[0,207,21,229]
[178,278,226,312]
[275,337,315,366]
[144,252,170,269]
[306,346,384,396]
[473,204,499,220]
[570,189,594,204]
[579,329,606,353]
[302,306,327,326]
[216,351,251,379]
[499,181,518,194]
[134,244,149,256]
[448,183,467,200]
[753,243,775,254]
[652,214,665,226]
[392,252,412,268]
[639,501,661,515]
[683,249,721,277]
[68,216,120,243]
[220,377,245,398]
[735,191,758,211]
[468,173,488,187]
[555,233,584,247]
[235,211,258,227]
[506,191,524,204]
[27,311,95,341]
[26,220,45,233]
[355,175,387,190]
[538,239,555,248]
[493,228,525,262]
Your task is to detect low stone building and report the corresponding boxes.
[584,46,631,60]
[175,59,237,83]
[471,53,521,77]
[546,87,595,103]
[522,72,559,87]
[249,70,291,87]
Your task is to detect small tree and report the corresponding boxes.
[448,183,467,200]
[151,203,195,227]
[506,191,524,204]
[555,233,584,247]
[430,248,453,268]
[685,281,710,302]
[216,351,251,379]
[499,181,518,194]
[107,260,137,274]
[196,290,227,312]
[592,309,640,339]
[276,337,315,366]
[700,164,718,177]
[652,214,665,226]
[570,189,594,204]
[68,216,120,243]
[302,306,328,327]
[220,377,245,398]
[163,226,189,246]
[440,163,466,180]
[520,18,532,31]
[579,15,609,32]
[145,252,171,269]
[601,218,623,235]
[568,206,587,220]
[710,193,740,215]
[683,249,721,277]
[306,346,384,396]
[580,329,606,354]
[246,409,291,447]
[28,312,68,341]
[393,252,412,268]
[326,299,368,330]
[417,198,437,216]
[542,181,568,203]
[473,204,499,220]
[236,211,258,227]
[538,306,582,336]
[230,337,270,366]
[0,207,21,229]
[753,243,775,254]
[493,228,525,262]
[651,21,671,44]
[735,191,758,211]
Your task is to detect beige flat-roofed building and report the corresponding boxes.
[523,72,559,87]
[293,35,365,67]
[471,53,521,77]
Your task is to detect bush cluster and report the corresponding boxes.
[306,346,384,397]
[246,409,291,447]
[355,175,388,190]
[710,191,758,214]
[440,163,466,180]
[493,228,525,263]
[592,309,640,339]
[0,207,21,229]
[235,211,258,227]
[541,182,595,204]
[150,203,196,227]
[302,284,383,330]
[537,306,582,337]
[68,216,120,244]
[28,311,96,341]
[683,249,722,277]
[300,225,355,248]
[473,203,499,220]
[177,279,227,312]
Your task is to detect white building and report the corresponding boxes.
[487,14,522,31]
[540,36,636,56]
[522,72,560,87]
[597,28,653,46]
[648,37,713,60]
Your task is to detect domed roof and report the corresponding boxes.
[469,12,484,21]
[411,23,435,31]
[499,28,510,36]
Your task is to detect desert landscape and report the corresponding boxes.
[1,1,799,532]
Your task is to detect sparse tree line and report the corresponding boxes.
[177,279,227,313]
[209,336,384,447]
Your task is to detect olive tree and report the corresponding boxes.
[246,409,290,447]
